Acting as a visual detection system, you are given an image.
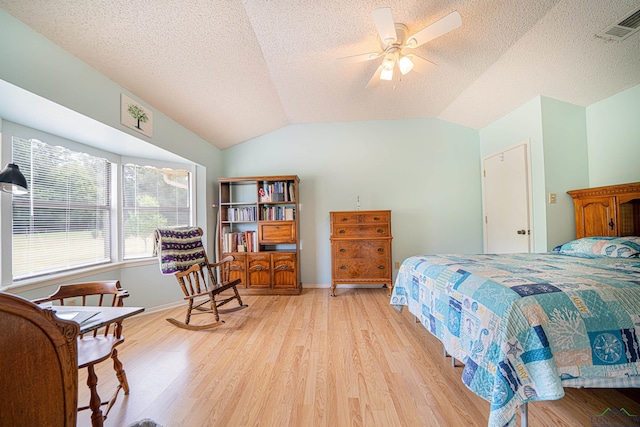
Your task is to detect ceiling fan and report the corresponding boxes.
[336,7,462,87]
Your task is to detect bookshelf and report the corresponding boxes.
[218,175,300,295]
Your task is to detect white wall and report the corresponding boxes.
[223,119,483,286]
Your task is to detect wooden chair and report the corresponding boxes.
[168,255,247,330]
[0,292,79,427]
[32,281,130,426]
[154,227,248,330]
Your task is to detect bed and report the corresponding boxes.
[390,236,640,427]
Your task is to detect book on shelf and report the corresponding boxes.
[261,206,295,221]
[226,206,257,222]
[222,230,257,253]
[259,181,294,203]
[284,207,294,221]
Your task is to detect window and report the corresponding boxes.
[11,137,112,280]
[122,163,191,259]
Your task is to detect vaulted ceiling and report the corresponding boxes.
[1,0,639,149]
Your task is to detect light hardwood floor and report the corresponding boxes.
[77,287,640,426]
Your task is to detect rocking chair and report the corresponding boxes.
[154,227,248,330]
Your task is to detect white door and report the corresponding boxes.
[482,142,531,254]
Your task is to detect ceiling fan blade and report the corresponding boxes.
[371,7,397,45]
[405,11,462,48]
[366,64,383,88]
[335,52,382,66]
[408,54,438,74]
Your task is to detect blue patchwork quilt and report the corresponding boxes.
[389,253,640,427]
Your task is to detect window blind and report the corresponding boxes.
[11,137,111,280]
[122,164,191,259]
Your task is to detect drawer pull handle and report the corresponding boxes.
[377,248,383,252]
[339,248,346,252]
[377,229,383,233]
[340,265,346,270]
[373,217,379,220]
[342,217,348,221]
[378,265,384,269]
[339,230,345,234]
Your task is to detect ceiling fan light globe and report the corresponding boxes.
[380,67,393,81]
[398,55,414,74]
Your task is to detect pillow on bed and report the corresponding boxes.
[553,236,640,258]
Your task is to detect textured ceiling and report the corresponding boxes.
[1,0,639,149]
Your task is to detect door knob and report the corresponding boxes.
[517,229,526,235]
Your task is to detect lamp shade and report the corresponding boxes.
[398,55,414,75]
[0,163,28,195]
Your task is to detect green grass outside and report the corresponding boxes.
[12,231,155,278]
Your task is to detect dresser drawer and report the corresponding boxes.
[333,224,390,238]
[331,211,390,225]
[258,222,296,243]
[333,259,390,280]
[333,240,389,259]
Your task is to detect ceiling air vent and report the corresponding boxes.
[597,5,640,41]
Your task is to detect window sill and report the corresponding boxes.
[1,258,157,293]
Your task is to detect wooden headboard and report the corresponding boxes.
[568,182,640,238]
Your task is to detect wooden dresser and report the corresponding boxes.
[329,210,392,297]
[568,182,640,238]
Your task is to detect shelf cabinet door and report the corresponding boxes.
[229,254,247,288]
[575,196,617,238]
[247,253,271,288]
[272,253,297,289]
[258,222,296,243]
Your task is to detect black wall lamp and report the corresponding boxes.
[0,163,28,195]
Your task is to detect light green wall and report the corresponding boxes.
[223,119,483,286]
[479,97,548,251]
[586,84,640,187]
[540,97,589,249]
[0,9,224,307]
[479,96,592,251]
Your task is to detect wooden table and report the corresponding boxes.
[53,305,144,334]
[52,305,144,426]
